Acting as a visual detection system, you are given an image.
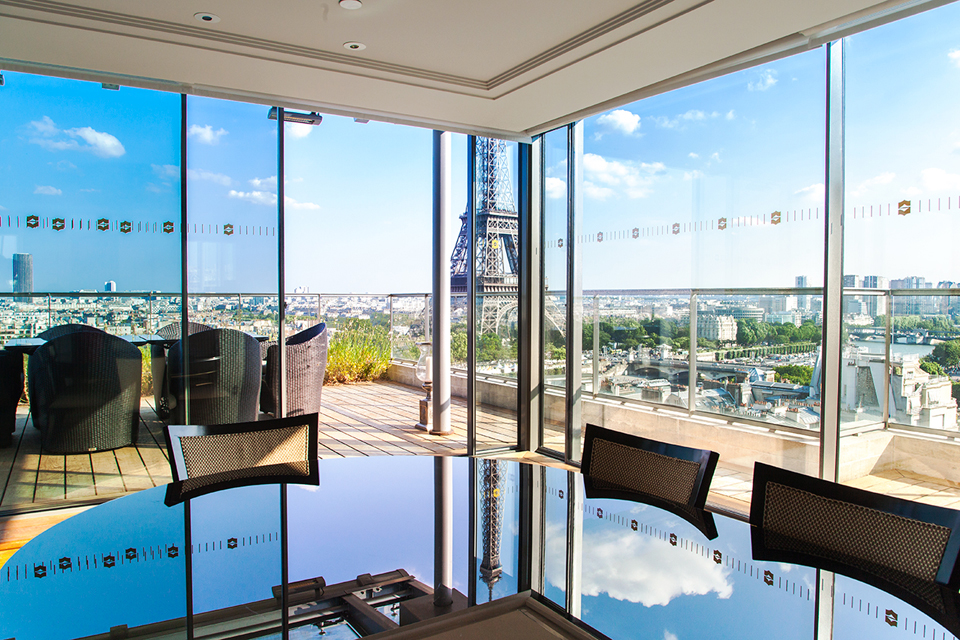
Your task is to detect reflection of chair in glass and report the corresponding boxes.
[163,413,319,505]
[581,424,720,539]
[151,322,213,418]
[167,328,262,425]
[37,323,105,340]
[260,323,328,417]
[0,349,24,447]
[750,462,960,635]
[27,332,142,454]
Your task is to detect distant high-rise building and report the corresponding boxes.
[795,275,810,311]
[12,253,33,294]
[104,281,117,292]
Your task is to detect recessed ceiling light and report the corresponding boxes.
[194,12,220,24]
[339,0,362,9]
[343,41,366,51]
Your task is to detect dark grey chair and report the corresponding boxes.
[750,462,960,635]
[0,349,24,447]
[260,323,328,417]
[151,322,214,418]
[581,423,720,539]
[28,332,141,454]
[37,324,105,340]
[167,328,262,425]
[163,413,319,505]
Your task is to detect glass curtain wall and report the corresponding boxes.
[472,137,521,452]
[840,3,960,490]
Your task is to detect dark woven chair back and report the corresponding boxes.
[37,324,105,340]
[750,462,960,594]
[27,332,141,453]
[581,424,718,509]
[152,322,214,419]
[261,323,327,417]
[167,328,262,425]
[164,413,319,505]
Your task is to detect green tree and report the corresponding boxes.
[774,364,813,385]
[930,339,960,368]
[450,332,467,363]
[478,333,504,363]
[919,359,946,377]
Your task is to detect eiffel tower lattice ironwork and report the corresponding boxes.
[479,458,505,603]
[450,138,565,336]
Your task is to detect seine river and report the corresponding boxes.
[851,339,934,358]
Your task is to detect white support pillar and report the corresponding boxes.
[432,131,452,435]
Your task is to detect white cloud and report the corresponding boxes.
[65,127,125,157]
[664,632,679,640]
[285,122,313,139]
[726,110,735,120]
[794,183,825,203]
[545,524,733,606]
[850,172,895,198]
[188,124,228,145]
[187,168,232,186]
[583,181,615,200]
[651,109,724,129]
[545,176,567,199]
[285,196,320,210]
[949,49,960,68]
[145,183,164,194]
[688,152,699,159]
[228,190,277,206]
[684,170,704,180]
[583,153,661,199]
[250,176,278,189]
[34,185,62,195]
[55,160,77,171]
[28,115,58,136]
[0,204,6,210]
[152,164,180,179]
[710,152,721,162]
[682,110,706,121]
[597,109,641,135]
[748,69,778,92]
[79,188,99,193]
[921,167,960,191]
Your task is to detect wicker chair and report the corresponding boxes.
[27,332,141,454]
[167,328,262,425]
[581,424,720,539]
[37,323,105,340]
[0,349,24,447]
[750,462,960,596]
[151,322,214,418]
[260,323,327,417]
[163,413,319,505]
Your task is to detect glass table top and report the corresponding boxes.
[0,456,955,640]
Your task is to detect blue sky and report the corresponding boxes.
[1,3,959,295]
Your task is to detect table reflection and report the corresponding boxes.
[0,456,954,640]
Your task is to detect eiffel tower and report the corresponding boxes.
[479,458,505,602]
[450,138,564,336]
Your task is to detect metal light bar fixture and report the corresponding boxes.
[268,107,322,125]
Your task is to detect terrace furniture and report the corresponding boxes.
[260,323,328,417]
[27,331,141,454]
[151,322,214,418]
[167,328,262,425]
[0,349,24,447]
[163,413,319,505]
[36,323,105,340]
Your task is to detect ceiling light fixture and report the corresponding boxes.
[343,42,366,51]
[194,12,220,24]
[339,0,362,9]
[267,107,323,126]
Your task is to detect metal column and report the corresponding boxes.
[277,108,288,419]
[434,456,453,606]
[519,139,542,452]
[432,131,452,435]
[820,40,845,483]
[565,123,584,464]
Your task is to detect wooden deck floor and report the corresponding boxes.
[0,380,529,516]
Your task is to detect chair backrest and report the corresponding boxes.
[167,328,262,425]
[581,424,719,510]
[262,323,328,417]
[750,462,960,589]
[163,413,319,505]
[156,322,214,340]
[37,323,105,340]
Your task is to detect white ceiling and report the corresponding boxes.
[0,0,936,140]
